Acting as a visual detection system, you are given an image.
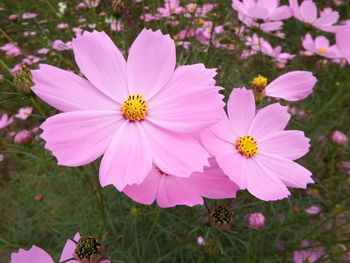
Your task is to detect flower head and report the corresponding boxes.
[302,33,341,59]
[32,29,224,191]
[209,205,233,230]
[248,212,265,229]
[200,88,313,201]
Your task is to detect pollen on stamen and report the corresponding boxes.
[121,94,148,121]
[236,135,258,158]
[317,48,327,54]
[252,75,267,91]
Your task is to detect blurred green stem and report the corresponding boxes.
[30,96,47,117]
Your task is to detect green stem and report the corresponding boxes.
[30,96,47,117]
[0,58,12,75]
[146,207,161,241]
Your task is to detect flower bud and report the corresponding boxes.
[209,205,233,230]
[248,212,265,229]
[14,130,33,145]
[13,65,34,94]
[9,14,18,22]
[331,130,347,146]
[74,236,105,263]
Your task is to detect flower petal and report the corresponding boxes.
[147,64,224,133]
[123,167,160,205]
[59,233,80,263]
[300,0,317,23]
[32,64,118,112]
[265,71,317,101]
[200,127,235,158]
[184,158,240,199]
[41,111,123,167]
[142,121,210,178]
[11,245,54,263]
[313,11,339,27]
[99,121,152,191]
[127,28,175,99]
[269,5,292,20]
[246,158,290,201]
[249,103,290,140]
[257,153,313,188]
[72,31,128,103]
[336,24,350,64]
[227,88,255,135]
[259,130,310,160]
[156,175,203,208]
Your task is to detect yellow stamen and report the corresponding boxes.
[254,40,260,45]
[198,18,205,25]
[317,48,327,54]
[121,94,148,121]
[170,7,176,12]
[252,75,268,91]
[236,135,258,158]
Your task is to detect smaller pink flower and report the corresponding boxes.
[0,113,14,129]
[157,0,183,17]
[9,14,18,21]
[123,158,239,208]
[75,2,87,10]
[15,107,32,119]
[289,0,339,32]
[238,13,283,32]
[232,0,292,21]
[331,130,347,146]
[302,33,341,59]
[293,240,326,263]
[22,12,37,19]
[57,23,69,29]
[37,48,50,54]
[51,40,72,51]
[0,43,21,56]
[197,236,206,245]
[248,212,265,229]
[14,130,34,145]
[305,205,321,215]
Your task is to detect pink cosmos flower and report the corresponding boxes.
[289,0,339,32]
[11,233,110,263]
[51,40,72,51]
[200,88,313,201]
[123,158,239,208]
[232,0,292,21]
[0,113,14,129]
[32,29,224,191]
[57,23,69,29]
[157,0,183,17]
[0,43,21,56]
[238,13,283,32]
[336,23,350,64]
[22,12,37,19]
[37,48,50,54]
[248,212,265,229]
[302,33,341,59]
[15,107,33,119]
[293,240,326,263]
[305,205,321,215]
[331,130,347,146]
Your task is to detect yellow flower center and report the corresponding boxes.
[317,48,327,54]
[198,18,205,25]
[170,7,176,12]
[121,94,148,121]
[252,75,267,91]
[254,41,260,45]
[236,135,258,158]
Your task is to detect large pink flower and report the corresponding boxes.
[232,0,292,21]
[10,233,110,263]
[289,0,339,32]
[200,88,313,201]
[123,158,239,208]
[31,29,224,191]
[336,23,350,64]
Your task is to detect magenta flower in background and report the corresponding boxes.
[123,158,239,208]
[157,0,183,17]
[200,88,313,201]
[238,13,283,32]
[336,22,350,64]
[293,240,326,263]
[232,0,292,21]
[10,233,110,263]
[302,33,341,59]
[289,0,340,32]
[32,29,224,191]
[248,212,265,229]
[51,40,72,51]
[0,113,14,129]
[15,107,33,120]
[331,130,347,146]
[0,43,21,56]
[22,12,37,19]
[305,205,321,215]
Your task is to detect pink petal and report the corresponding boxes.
[232,0,248,14]
[313,11,339,27]
[299,0,317,23]
[184,158,240,199]
[147,64,224,133]
[269,5,292,20]
[156,175,203,208]
[200,127,236,158]
[336,24,350,63]
[99,122,152,191]
[60,233,80,262]
[41,111,123,166]
[142,121,210,178]
[247,6,269,19]
[259,130,310,160]
[227,88,255,135]
[246,158,290,201]
[265,71,317,101]
[289,0,302,20]
[11,245,54,263]
[127,28,175,100]
[31,64,117,112]
[259,0,277,13]
[72,31,128,103]
[302,33,316,52]
[249,103,290,140]
[314,36,330,49]
[257,153,313,188]
[209,110,238,143]
[123,167,160,205]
